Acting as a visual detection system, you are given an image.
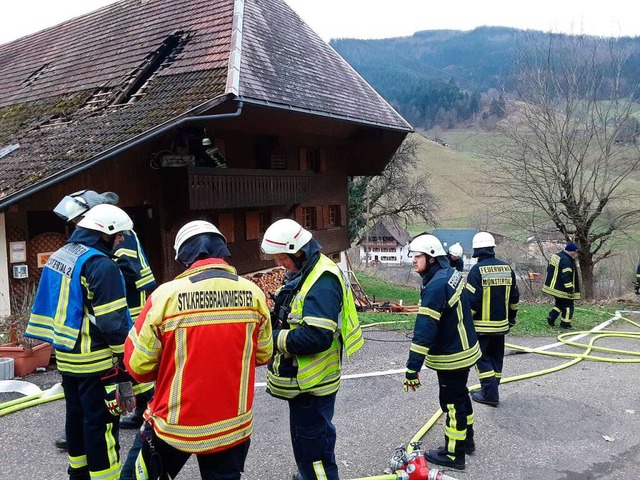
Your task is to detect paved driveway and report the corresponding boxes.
[1,313,639,480]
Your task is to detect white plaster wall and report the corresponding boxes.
[0,213,11,317]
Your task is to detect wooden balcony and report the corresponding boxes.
[188,167,313,210]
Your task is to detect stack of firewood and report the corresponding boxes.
[244,267,286,309]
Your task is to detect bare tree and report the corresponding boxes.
[349,135,439,241]
[487,33,640,298]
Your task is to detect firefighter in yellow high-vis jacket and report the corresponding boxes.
[261,219,363,480]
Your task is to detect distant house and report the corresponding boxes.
[0,0,412,316]
[359,219,411,265]
[431,228,479,271]
[524,234,566,266]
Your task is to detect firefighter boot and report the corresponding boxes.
[471,390,499,407]
[425,449,465,470]
[436,440,475,455]
[54,431,68,451]
[560,321,573,329]
[547,316,556,327]
[472,378,499,407]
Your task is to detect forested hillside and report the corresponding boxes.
[331,27,640,128]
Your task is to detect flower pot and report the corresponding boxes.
[0,342,52,377]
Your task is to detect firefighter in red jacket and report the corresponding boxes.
[124,220,273,479]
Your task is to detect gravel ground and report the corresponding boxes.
[1,313,639,480]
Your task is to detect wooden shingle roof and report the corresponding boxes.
[0,0,411,206]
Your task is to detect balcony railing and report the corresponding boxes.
[188,167,313,210]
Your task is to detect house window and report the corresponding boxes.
[245,211,271,240]
[308,149,321,173]
[303,207,317,230]
[328,205,340,227]
[299,147,326,173]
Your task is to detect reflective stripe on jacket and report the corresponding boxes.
[267,255,363,399]
[124,259,272,454]
[27,235,131,375]
[542,251,581,300]
[465,256,520,334]
[407,266,480,372]
[114,230,156,320]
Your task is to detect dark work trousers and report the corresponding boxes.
[62,373,121,479]
[137,423,250,480]
[119,390,154,479]
[120,430,145,480]
[548,297,575,324]
[288,393,339,480]
[437,369,473,460]
[475,334,505,402]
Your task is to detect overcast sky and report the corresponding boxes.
[1,0,639,45]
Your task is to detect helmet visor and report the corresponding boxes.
[53,195,88,221]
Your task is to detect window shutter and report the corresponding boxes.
[245,212,260,240]
[218,213,235,243]
[299,147,308,171]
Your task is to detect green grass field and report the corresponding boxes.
[356,269,622,335]
[356,271,420,305]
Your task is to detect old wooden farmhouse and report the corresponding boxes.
[0,0,411,315]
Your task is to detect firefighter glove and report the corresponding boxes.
[104,384,124,416]
[403,369,421,392]
[116,381,137,413]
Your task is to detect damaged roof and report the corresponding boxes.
[0,0,411,207]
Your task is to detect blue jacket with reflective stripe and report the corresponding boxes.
[27,243,105,351]
[407,261,480,372]
[27,228,131,365]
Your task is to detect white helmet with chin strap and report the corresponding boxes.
[472,232,496,249]
[409,234,446,257]
[174,220,227,260]
[449,242,463,257]
[261,219,312,255]
[77,204,133,235]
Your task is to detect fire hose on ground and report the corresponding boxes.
[347,310,640,480]
[0,381,64,417]
[1,312,639,479]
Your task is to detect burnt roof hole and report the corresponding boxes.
[23,63,52,87]
[112,31,191,106]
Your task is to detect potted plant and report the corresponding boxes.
[0,312,52,378]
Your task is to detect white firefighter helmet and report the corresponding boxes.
[449,242,463,257]
[472,232,496,249]
[77,204,133,235]
[174,220,226,259]
[409,234,446,257]
[261,219,312,255]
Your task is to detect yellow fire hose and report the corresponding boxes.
[348,312,640,479]
[0,382,64,417]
